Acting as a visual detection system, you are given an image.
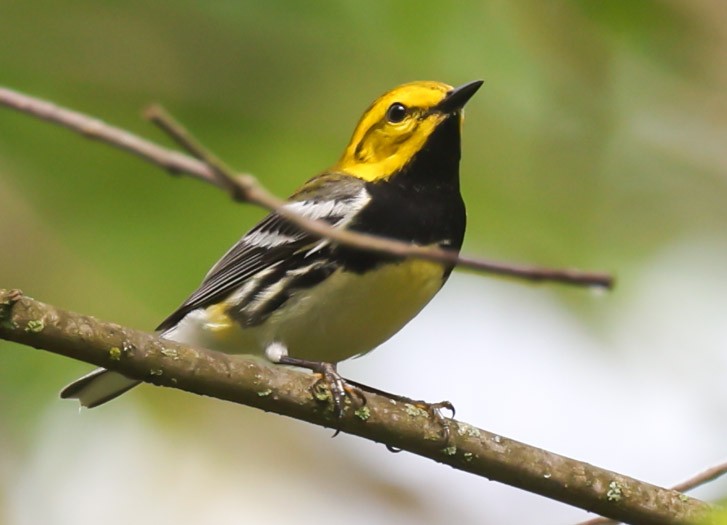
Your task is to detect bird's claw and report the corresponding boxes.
[424,400,455,444]
[311,362,365,419]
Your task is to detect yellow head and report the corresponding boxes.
[336,80,483,182]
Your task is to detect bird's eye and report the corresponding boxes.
[385,103,407,123]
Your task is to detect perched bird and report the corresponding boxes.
[61,79,483,409]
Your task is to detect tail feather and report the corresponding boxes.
[60,368,141,408]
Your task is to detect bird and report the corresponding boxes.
[61,79,483,410]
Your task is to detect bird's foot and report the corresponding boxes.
[276,356,365,419]
[346,379,455,447]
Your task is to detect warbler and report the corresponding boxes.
[61,79,483,409]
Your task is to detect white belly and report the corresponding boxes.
[164,259,446,363]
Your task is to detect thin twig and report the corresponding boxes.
[146,104,613,288]
[144,104,250,201]
[672,462,727,493]
[576,462,727,525]
[0,87,214,187]
[0,85,614,289]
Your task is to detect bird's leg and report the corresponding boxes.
[265,342,364,418]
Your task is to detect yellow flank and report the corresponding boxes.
[203,303,236,333]
[336,81,455,182]
[261,258,447,363]
[196,259,447,363]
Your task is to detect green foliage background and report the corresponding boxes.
[1,1,726,523]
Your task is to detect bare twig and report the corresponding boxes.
[672,462,727,493]
[0,289,711,525]
[144,104,251,200]
[0,85,614,289]
[0,87,213,187]
[576,462,727,525]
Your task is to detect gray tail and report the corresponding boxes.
[60,368,141,408]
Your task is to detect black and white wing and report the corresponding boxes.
[156,174,369,332]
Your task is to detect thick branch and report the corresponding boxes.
[577,462,727,525]
[0,289,711,525]
[0,85,613,289]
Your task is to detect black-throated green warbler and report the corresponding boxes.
[61,80,483,409]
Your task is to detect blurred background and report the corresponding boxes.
[1,1,726,523]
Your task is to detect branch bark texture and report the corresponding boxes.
[0,289,712,525]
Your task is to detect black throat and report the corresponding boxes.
[338,115,467,273]
[391,113,463,193]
